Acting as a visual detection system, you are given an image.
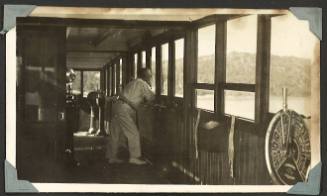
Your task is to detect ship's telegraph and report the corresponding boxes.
[87,90,106,136]
[265,88,311,185]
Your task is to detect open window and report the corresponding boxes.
[71,70,81,95]
[112,64,117,95]
[133,53,138,78]
[269,14,315,116]
[83,70,101,97]
[175,38,184,97]
[116,61,121,93]
[224,90,255,120]
[119,58,123,88]
[151,47,156,93]
[223,15,258,120]
[141,50,146,68]
[197,24,215,84]
[196,89,215,111]
[195,24,216,112]
[161,43,169,95]
[107,66,112,96]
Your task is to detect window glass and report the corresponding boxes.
[196,89,214,111]
[161,43,169,95]
[119,58,123,86]
[71,70,81,95]
[142,51,146,68]
[134,53,138,78]
[175,38,184,97]
[197,25,215,83]
[108,66,112,96]
[112,64,117,95]
[226,15,257,84]
[151,47,156,92]
[269,14,317,116]
[224,90,255,120]
[116,62,121,93]
[83,71,100,97]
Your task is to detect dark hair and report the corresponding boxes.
[137,68,151,79]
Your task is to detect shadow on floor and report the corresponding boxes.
[60,160,171,184]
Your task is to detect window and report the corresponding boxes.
[195,25,215,111]
[142,50,146,68]
[161,43,169,95]
[134,53,138,78]
[197,24,215,84]
[222,15,257,120]
[269,14,316,116]
[83,71,100,97]
[224,90,255,120]
[196,89,214,111]
[175,38,184,97]
[108,66,112,96]
[71,70,81,94]
[116,62,121,93]
[151,47,156,92]
[226,15,257,84]
[119,58,123,86]
[112,64,116,95]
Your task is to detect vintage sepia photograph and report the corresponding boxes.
[4,5,321,193]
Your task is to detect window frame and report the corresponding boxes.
[160,42,170,96]
[173,38,185,98]
[191,15,271,123]
[194,23,217,113]
[128,30,185,101]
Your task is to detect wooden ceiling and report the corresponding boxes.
[66,27,169,69]
[27,7,288,69]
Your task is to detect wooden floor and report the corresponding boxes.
[59,161,171,184]
[66,132,171,184]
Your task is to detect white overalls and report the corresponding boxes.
[106,79,155,160]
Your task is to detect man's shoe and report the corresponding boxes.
[108,158,124,164]
[129,158,147,165]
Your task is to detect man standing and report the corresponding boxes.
[106,68,155,165]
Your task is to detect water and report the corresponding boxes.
[197,95,311,120]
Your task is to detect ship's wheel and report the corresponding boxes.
[265,88,311,185]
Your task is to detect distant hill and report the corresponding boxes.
[174,52,311,97]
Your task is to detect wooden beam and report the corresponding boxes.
[193,83,215,90]
[66,50,126,53]
[155,44,162,96]
[17,17,190,29]
[223,83,256,92]
[100,69,105,91]
[130,29,186,51]
[137,51,142,74]
[193,14,243,28]
[146,48,151,69]
[255,15,271,124]
[168,40,175,97]
[67,61,107,69]
[215,20,227,119]
[66,42,128,53]
[80,70,84,96]
[183,28,197,173]
[73,68,102,71]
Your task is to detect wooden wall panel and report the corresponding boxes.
[140,106,272,185]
